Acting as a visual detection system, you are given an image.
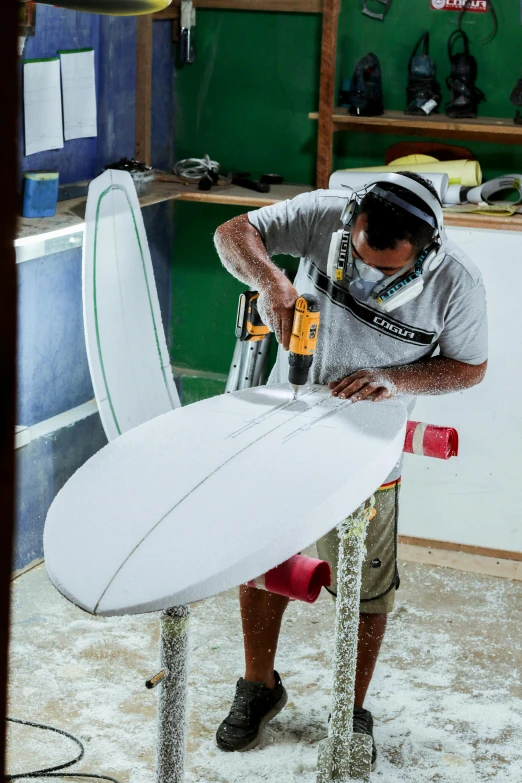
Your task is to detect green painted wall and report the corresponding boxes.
[172,1,522,390]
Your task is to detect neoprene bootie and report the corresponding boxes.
[445,30,485,119]
[405,32,442,116]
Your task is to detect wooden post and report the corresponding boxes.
[316,0,339,189]
[136,14,153,166]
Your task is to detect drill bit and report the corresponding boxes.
[291,384,299,401]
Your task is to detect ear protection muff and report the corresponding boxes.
[326,174,446,312]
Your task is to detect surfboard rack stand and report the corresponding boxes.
[149,504,374,783]
[154,606,190,783]
[316,500,375,783]
[225,330,271,393]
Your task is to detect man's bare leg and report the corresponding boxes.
[354,613,387,708]
[240,586,386,702]
[239,584,289,688]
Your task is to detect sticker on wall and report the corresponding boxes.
[430,0,487,11]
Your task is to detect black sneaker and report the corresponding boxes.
[353,705,377,770]
[216,671,288,752]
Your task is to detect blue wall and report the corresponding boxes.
[19,6,176,184]
[14,411,108,573]
[17,202,173,427]
[16,7,177,571]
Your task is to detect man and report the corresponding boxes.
[212,172,488,766]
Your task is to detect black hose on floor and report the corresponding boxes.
[6,718,122,783]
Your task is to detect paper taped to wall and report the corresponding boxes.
[59,49,97,141]
[23,57,64,156]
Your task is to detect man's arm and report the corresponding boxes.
[328,357,488,403]
[214,214,297,349]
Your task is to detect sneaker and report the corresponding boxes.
[216,671,288,752]
[353,705,377,770]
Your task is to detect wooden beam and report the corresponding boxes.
[153,6,180,18]
[136,15,153,166]
[315,0,339,188]
[165,0,322,11]
[398,543,522,582]
[398,534,522,563]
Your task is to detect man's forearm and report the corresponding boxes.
[214,213,285,290]
[389,356,488,396]
[329,357,488,402]
[214,214,298,348]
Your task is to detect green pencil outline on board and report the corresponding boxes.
[92,182,176,436]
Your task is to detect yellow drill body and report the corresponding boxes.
[236,291,321,397]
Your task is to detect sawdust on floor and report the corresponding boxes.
[7,561,522,782]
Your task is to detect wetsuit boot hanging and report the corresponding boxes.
[346,53,383,117]
[405,32,442,116]
[445,30,485,119]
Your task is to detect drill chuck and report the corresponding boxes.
[288,353,314,387]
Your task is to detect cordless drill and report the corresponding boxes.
[235,291,321,399]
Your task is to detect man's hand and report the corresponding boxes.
[329,357,487,403]
[329,370,397,403]
[258,278,298,350]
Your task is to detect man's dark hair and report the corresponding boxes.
[359,171,441,253]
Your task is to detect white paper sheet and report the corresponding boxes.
[23,58,64,156]
[59,49,97,141]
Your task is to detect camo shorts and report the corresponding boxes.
[315,479,401,615]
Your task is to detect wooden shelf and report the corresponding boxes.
[16,180,522,244]
[149,180,314,206]
[444,211,522,232]
[309,109,522,145]
[16,182,314,242]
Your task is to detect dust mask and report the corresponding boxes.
[350,257,387,300]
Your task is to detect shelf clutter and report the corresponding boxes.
[16,179,522,245]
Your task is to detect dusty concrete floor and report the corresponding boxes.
[6,561,522,782]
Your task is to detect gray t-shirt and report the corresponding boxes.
[248,189,488,481]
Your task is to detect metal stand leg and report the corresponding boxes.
[317,500,375,782]
[155,606,190,783]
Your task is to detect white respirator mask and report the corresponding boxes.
[326,174,446,313]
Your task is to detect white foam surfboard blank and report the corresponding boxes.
[83,169,180,442]
[44,385,407,616]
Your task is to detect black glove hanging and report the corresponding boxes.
[445,30,485,119]
[405,32,442,116]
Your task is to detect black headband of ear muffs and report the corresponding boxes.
[369,185,437,230]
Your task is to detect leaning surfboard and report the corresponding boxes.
[83,169,180,442]
[44,385,407,616]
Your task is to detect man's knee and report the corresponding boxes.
[316,480,401,615]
